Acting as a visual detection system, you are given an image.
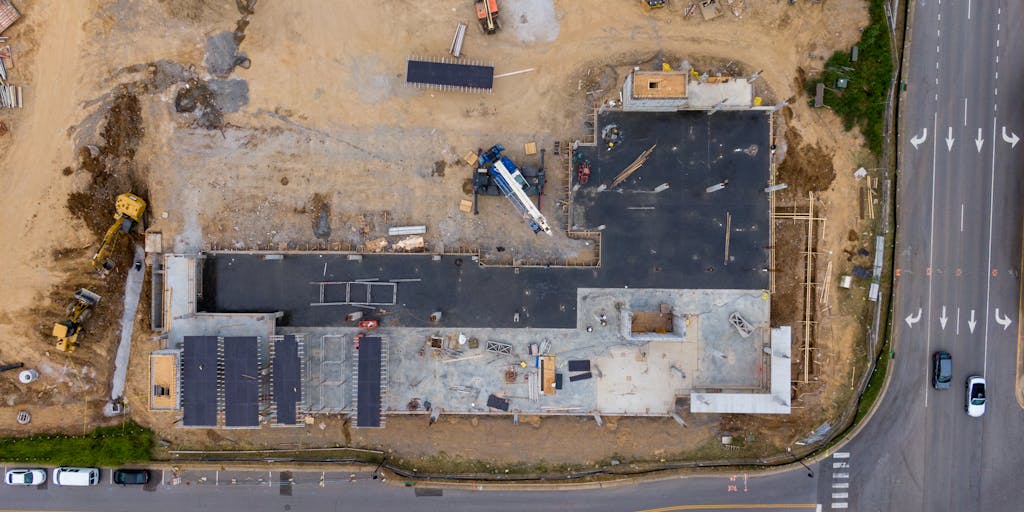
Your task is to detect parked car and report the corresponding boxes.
[5,469,46,486]
[112,469,150,485]
[52,467,100,486]
[966,376,987,417]
[932,351,952,390]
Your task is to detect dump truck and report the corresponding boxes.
[52,288,101,353]
[92,193,146,274]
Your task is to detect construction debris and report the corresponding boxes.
[0,41,20,109]
[0,1,20,36]
[0,82,21,108]
[363,237,388,252]
[609,144,656,188]
[393,235,425,252]
[449,21,467,58]
[388,225,426,236]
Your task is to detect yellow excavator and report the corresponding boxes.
[92,193,147,274]
[52,288,101,353]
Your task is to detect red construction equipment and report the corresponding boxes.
[474,0,499,34]
[577,161,591,185]
[358,319,379,330]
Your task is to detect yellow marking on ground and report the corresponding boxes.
[636,504,818,512]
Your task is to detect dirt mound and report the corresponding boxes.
[308,193,331,240]
[777,125,835,194]
[66,89,147,244]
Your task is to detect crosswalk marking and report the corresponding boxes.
[831,503,849,509]
[832,472,849,479]
[832,482,849,489]
[832,462,850,469]
[832,492,849,499]
[833,452,850,459]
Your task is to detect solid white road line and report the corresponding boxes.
[984,115,997,375]
[925,111,939,409]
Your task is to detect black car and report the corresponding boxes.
[932,351,952,390]
[112,469,150,485]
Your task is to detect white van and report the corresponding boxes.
[52,467,100,486]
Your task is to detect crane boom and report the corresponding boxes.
[490,157,552,236]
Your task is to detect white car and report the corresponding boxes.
[5,469,47,486]
[966,376,987,417]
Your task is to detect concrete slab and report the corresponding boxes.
[282,288,769,417]
[690,326,791,414]
[594,341,695,415]
[303,333,353,413]
[162,254,278,347]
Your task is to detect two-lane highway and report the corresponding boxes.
[847,0,1024,510]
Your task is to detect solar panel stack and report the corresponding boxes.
[356,336,383,428]
[272,335,302,425]
[406,58,494,93]
[223,337,260,428]
[182,336,219,427]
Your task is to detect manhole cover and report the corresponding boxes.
[16,411,30,424]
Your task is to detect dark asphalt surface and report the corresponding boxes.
[200,111,770,329]
[0,468,819,512]
[839,1,1024,511]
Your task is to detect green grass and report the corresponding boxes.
[0,422,153,466]
[855,339,891,422]
[808,0,893,154]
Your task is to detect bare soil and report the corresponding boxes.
[0,0,878,467]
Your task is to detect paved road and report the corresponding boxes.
[839,1,1024,511]
[0,468,821,512]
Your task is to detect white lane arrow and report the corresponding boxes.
[968,309,977,333]
[910,128,928,149]
[1002,126,1019,148]
[975,128,984,152]
[945,126,955,151]
[995,309,1013,330]
[939,306,948,329]
[905,308,923,328]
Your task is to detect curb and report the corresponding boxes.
[1015,224,1024,409]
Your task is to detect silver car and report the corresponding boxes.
[966,376,986,417]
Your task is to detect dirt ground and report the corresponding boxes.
[0,0,876,467]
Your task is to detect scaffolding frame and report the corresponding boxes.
[771,192,826,384]
[309,281,397,307]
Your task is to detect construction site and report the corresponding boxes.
[0,0,881,469]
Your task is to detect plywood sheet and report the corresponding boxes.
[632,72,687,99]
